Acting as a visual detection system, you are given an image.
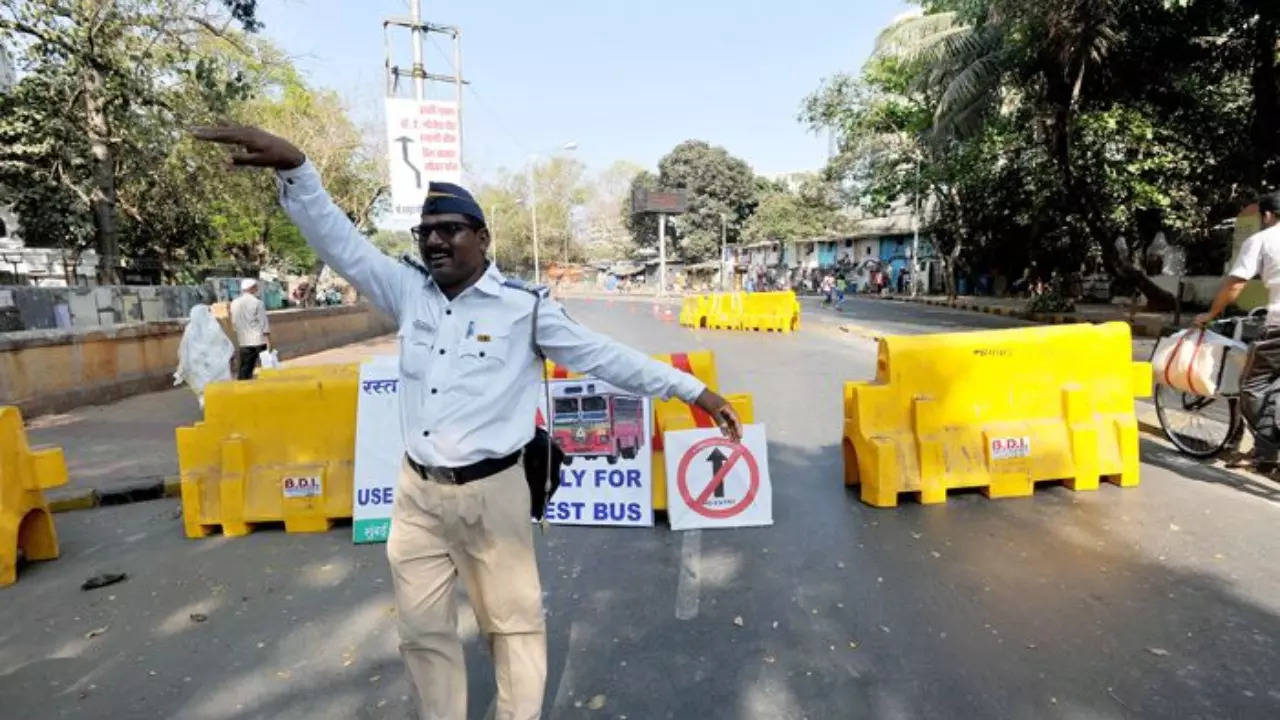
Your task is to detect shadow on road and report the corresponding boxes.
[2,438,1279,718]
[1140,438,1280,504]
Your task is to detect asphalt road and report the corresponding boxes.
[4,297,1280,719]
[802,294,1035,336]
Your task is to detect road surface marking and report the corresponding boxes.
[551,621,582,710]
[675,529,702,620]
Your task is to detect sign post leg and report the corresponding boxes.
[659,213,667,297]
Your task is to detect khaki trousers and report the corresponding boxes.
[387,459,546,720]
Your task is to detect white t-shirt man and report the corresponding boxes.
[1227,223,1280,319]
[229,286,269,347]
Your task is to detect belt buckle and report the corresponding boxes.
[427,466,458,485]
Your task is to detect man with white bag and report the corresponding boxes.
[1196,191,1280,469]
[230,278,271,379]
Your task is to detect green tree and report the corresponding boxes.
[193,41,385,277]
[744,174,845,245]
[0,0,261,282]
[828,0,1278,307]
[472,155,587,276]
[654,140,759,262]
[580,160,642,261]
[623,169,662,255]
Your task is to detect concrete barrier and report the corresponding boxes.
[0,303,396,418]
[843,322,1151,507]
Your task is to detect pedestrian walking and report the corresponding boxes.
[229,278,270,380]
[195,125,743,720]
[1196,190,1280,471]
[834,276,848,310]
[173,304,234,407]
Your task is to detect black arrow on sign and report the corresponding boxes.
[706,448,728,498]
[394,136,422,188]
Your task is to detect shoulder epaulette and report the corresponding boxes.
[400,254,430,278]
[502,278,549,297]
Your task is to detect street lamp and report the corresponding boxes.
[526,141,578,284]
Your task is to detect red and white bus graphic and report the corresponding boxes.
[547,382,645,465]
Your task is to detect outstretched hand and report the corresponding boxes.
[694,389,743,444]
[191,125,306,171]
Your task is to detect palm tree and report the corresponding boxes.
[872,3,1189,307]
[873,10,1008,144]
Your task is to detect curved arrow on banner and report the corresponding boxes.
[394,135,421,188]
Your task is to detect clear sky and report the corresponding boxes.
[256,0,915,182]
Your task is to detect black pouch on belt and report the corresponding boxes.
[523,427,564,520]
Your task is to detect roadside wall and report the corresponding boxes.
[0,303,395,418]
[0,281,294,333]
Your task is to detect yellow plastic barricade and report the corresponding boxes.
[176,368,359,537]
[652,393,755,511]
[679,295,711,328]
[179,348,745,535]
[843,322,1151,507]
[548,350,756,511]
[1,406,67,586]
[256,363,359,381]
[706,292,746,330]
[741,291,801,333]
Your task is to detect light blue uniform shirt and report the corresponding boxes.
[277,161,706,468]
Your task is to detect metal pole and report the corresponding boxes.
[410,0,424,100]
[911,156,920,297]
[453,29,463,166]
[720,213,727,291]
[659,213,667,297]
[528,164,540,284]
[1174,277,1184,327]
[488,203,497,266]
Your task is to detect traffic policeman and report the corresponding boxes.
[195,126,743,720]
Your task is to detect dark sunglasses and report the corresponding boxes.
[411,221,482,243]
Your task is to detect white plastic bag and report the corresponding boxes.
[1152,328,1247,397]
[261,349,280,369]
[173,304,234,408]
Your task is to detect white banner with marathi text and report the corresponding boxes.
[383,98,461,226]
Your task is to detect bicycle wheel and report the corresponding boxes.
[1153,383,1240,458]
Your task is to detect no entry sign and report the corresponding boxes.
[664,424,772,531]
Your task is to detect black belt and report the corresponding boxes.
[406,451,521,485]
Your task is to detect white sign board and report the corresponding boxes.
[384,98,462,226]
[537,377,654,527]
[664,424,772,531]
[352,356,404,543]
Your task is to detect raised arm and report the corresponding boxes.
[535,296,743,441]
[193,126,407,320]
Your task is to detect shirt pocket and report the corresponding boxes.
[398,320,436,380]
[453,327,511,395]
